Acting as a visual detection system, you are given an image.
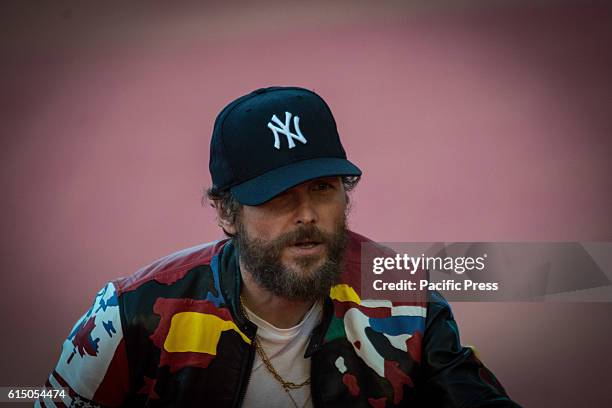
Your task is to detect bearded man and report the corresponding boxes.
[39,87,520,408]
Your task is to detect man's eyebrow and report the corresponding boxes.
[313,176,339,182]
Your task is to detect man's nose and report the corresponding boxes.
[293,190,318,225]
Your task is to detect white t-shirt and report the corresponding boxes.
[241,300,323,408]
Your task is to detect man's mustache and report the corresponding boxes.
[272,225,330,249]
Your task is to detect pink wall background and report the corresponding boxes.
[2,1,611,406]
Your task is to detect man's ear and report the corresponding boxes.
[211,200,238,236]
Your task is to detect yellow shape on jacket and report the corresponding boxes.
[164,312,251,354]
[330,284,361,304]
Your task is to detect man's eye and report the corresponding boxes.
[313,182,333,191]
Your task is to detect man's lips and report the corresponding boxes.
[286,240,325,255]
[292,240,321,248]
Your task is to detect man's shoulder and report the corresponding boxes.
[113,239,230,296]
[341,231,395,287]
[342,231,428,300]
[346,230,394,260]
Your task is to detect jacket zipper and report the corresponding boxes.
[308,297,334,408]
[231,284,257,408]
[224,241,257,408]
[310,354,324,408]
[232,337,256,408]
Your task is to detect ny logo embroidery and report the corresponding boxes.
[267,111,308,149]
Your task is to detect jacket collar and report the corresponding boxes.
[218,240,258,339]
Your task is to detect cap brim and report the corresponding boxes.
[230,157,362,205]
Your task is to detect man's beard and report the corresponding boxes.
[236,217,349,302]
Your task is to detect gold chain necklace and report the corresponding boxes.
[239,297,311,407]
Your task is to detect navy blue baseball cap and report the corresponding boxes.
[209,86,361,205]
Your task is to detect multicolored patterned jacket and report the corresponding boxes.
[38,231,520,407]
